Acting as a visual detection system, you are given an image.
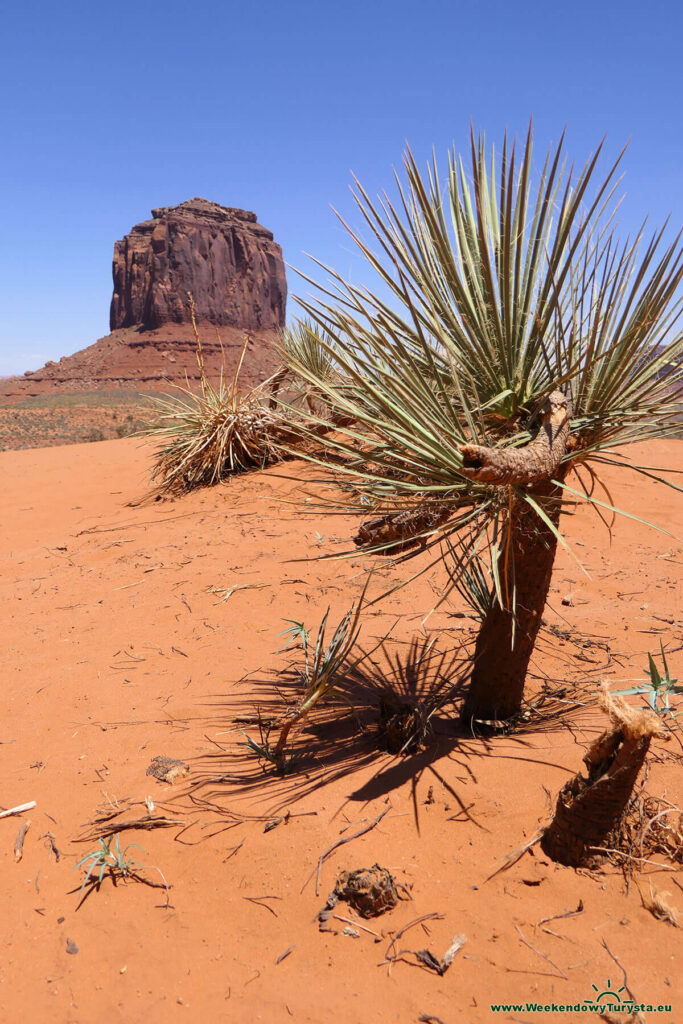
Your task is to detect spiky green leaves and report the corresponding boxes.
[281,126,682,575]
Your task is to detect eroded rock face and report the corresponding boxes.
[110,198,287,332]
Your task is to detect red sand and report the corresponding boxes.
[1,437,681,1023]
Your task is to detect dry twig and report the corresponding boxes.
[380,913,444,974]
[0,801,36,819]
[77,816,184,842]
[515,924,568,979]
[304,805,391,896]
[39,832,61,862]
[14,821,30,862]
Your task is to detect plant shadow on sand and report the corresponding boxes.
[185,628,605,817]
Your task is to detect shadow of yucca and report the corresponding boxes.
[187,629,601,810]
[339,634,471,754]
[188,634,472,803]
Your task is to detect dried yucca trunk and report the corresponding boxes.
[541,686,667,867]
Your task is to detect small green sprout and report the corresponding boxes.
[239,720,297,776]
[271,588,367,761]
[278,618,311,680]
[613,642,682,720]
[73,835,146,893]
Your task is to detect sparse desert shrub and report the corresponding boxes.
[116,414,147,438]
[143,296,299,494]
[82,427,106,443]
[144,304,346,494]
[281,126,683,726]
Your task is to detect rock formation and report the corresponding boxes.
[2,199,287,400]
[110,198,287,332]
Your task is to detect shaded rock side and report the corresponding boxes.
[110,198,287,332]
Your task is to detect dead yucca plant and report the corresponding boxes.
[541,685,670,867]
[144,296,296,494]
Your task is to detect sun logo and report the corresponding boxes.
[590,979,628,1005]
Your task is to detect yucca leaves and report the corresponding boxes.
[277,319,341,387]
[144,368,287,494]
[143,296,294,493]
[283,128,681,555]
[272,586,368,759]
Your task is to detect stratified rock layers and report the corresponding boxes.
[1,198,287,400]
[110,198,287,332]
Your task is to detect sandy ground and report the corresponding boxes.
[1,437,681,1024]
[0,398,150,450]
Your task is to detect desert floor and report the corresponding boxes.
[1,435,681,1023]
[0,391,152,450]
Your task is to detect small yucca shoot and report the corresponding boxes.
[272,585,368,761]
[613,642,683,720]
[74,835,145,892]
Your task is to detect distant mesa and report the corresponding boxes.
[110,197,286,332]
[3,198,287,400]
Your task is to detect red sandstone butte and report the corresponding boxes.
[2,198,287,400]
[110,197,287,332]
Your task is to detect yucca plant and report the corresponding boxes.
[146,371,290,493]
[283,125,683,725]
[145,304,354,494]
[278,319,341,391]
[272,319,357,429]
[144,295,297,494]
[270,589,367,762]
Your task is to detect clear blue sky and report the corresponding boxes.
[1,0,681,375]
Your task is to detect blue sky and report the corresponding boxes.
[1,0,681,375]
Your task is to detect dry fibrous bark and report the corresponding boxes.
[354,504,454,552]
[146,755,190,784]
[541,687,667,867]
[333,864,399,918]
[458,391,570,486]
[462,391,572,723]
[462,474,565,722]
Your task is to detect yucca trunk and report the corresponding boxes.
[459,392,571,725]
[462,475,565,723]
[541,689,665,866]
